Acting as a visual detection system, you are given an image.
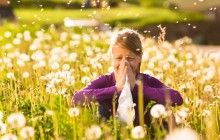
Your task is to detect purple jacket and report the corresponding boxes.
[72,72,183,116]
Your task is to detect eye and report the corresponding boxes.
[115,57,122,60]
[127,57,135,61]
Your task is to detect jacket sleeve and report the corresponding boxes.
[72,75,118,104]
[133,75,183,106]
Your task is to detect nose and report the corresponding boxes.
[121,58,129,65]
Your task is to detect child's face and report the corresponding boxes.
[112,44,141,74]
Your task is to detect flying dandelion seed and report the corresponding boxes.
[67,0,72,5]
[131,126,145,139]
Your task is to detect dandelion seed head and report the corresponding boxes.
[131,126,145,139]
[165,127,199,140]
[20,126,35,139]
[7,113,26,128]
[85,125,102,140]
[162,62,170,70]
[4,31,12,38]
[69,53,77,61]
[31,50,45,61]
[0,122,7,134]
[5,43,13,50]
[13,38,21,45]
[7,72,15,79]
[68,108,80,117]
[148,62,154,69]
[1,134,18,140]
[81,76,91,84]
[0,111,3,120]
[23,72,29,78]
[17,59,25,66]
[51,62,60,70]
[150,104,166,118]
[204,85,212,92]
[202,109,210,116]
[175,107,188,124]
[45,110,54,116]
[65,77,75,86]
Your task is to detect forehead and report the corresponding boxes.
[112,44,136,56]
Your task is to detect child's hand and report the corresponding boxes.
[125,60,136,90]
[115,59,127,93]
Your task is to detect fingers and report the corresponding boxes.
[119,59,127,75]
[115,60,127,92]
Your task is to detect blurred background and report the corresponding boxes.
[0,0,220,45]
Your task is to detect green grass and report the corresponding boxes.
[14,6,205,28]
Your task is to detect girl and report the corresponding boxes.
[72,28,183,126]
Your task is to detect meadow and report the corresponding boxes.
[0,22,219,139]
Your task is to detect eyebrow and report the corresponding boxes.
[113,55,135,59]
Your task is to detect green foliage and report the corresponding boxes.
[10,7,205,31]
[139,0,167,7]
[10,0,82,9]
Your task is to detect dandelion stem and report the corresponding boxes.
[137,80,144,127]
[112,93,117,140]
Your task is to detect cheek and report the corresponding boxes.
[129,61,139,71]
[113,60,120,71]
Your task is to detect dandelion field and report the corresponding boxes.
[0,24,220,140]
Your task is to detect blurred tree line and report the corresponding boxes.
[85,0,166,8]
[0,0,15,22]
[0,0,167,22]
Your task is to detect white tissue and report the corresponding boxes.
[117,74,135,125]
